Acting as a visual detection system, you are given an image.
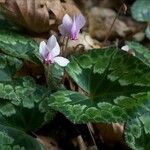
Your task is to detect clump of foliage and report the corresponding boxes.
[0,2,150,150]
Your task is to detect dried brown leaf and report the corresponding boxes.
[93,123,124,143]
[61,3,81,18]
[88,7,132,40]
[1,0,81,33]
[60,33,100,57]
[46,0,65,21]
[0,0,5,3]
[1,0,50,32]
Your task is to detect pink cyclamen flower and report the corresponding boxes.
[39,35,70,67]
[58,14,86,40]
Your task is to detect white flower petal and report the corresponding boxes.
[39,41,48,58]
[121,45,129,52]
[54,56,70,67]
[47,35,57,51]
[51,42,60,57]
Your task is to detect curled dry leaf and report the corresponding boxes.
[46,0,65,22]
[0,0,81,33]
[98,0,122,11]
[88,7,132,40]
[0,0,5,3]
[74,0,99,9]
[133,32,145,42]
[46,1,81,22]
[61,3,81,18]
[1,0,50,33]
[60,32,101,57]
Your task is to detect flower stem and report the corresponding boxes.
[44,64,49,87]
[44,64,57,92]
[62,37,69,57]
[103,3,124,45]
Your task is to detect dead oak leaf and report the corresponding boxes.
[0,0,81,33]
[1,0,50,33]
[88,7,132,40]
[0,0,5,3]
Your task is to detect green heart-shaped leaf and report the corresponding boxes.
[0,77,54,131]
[0,77,56,150]
[47,47,150,123]
[125,113,150,150]
[0,126,45,150]
[0,54,22,82]
[126,41,150,67]
[0,30,40,63]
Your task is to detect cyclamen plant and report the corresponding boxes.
[1,7,150,150]
[58,14,86,40]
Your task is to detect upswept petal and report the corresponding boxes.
[58,14,73,36]
[54,56,70,67]
[47,35,57,51]
[50,41,60,57]
[75,14,86,30]
[39,41,48,58]
[62,14,73,28]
